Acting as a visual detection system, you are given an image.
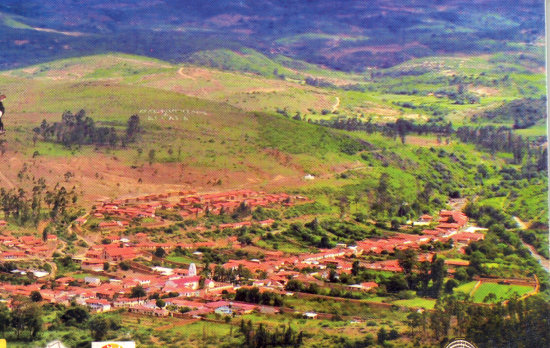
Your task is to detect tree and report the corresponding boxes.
[148,149,156,165]
[319,235,332,249]
[407,311,422,336]
[10,299,43,339]
[0,304,10,334]
[430,301,451,341]
[454,267,468,282]
[30,291,42,302]
[388,328,400,340]
[429,255,447,298]
[397,248,417,275]
[337,195,350,219]
[60,306,89,327]
[385,274,409,292]
[395,118,411,144]
[351,260,361,276]
[156,299,165,308]
[285,279,304,292]
[397,248,417,289]
[374,172,392,215]
[328,269,338,283]
[130,284,146,299]
[445,279,459,294]
[89,316,109,341]
[154,246,166,258]
[103,262,110,271]
[377,327,387,345]
[126,114,141,141]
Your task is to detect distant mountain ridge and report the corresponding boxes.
[0,0,545,71]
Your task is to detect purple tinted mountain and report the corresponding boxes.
[0,0,545,71]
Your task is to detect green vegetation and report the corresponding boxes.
[0,3,546,346]
[471,282,533,303]
[472,97,546,129]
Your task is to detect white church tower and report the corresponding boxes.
[188,263,197,277]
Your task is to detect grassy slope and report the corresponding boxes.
[0,53,545,222]
[4,51,545,130]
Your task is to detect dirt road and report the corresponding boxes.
[331,96,340,113]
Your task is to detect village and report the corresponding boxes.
[0,188,513,323]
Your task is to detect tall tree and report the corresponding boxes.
[89,316,109,341]
[126,114,141,141]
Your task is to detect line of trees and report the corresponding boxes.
[307,115,547,169]
[33,110,141,148]
[457,126,527,163]
[314,117,453,144]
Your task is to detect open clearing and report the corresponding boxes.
[470,282,534,303]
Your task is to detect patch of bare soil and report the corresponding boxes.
[469,85,500,96]
[406,136,448,147]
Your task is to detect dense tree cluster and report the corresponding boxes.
[376,250,448,298]
[0,299,42,341]
[456,126,534,164]
[463,203,516,229]
[0,178,76,226]
[472,97,547,129]
[519,229,549,258]
[239,320,303,348]
[212,264,253,283]
[415,295,550,347]
[235,287,284,307]
[33,110,141,148]
[308,115,547,172]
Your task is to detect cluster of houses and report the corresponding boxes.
[418,210,485,249]
[0,263,236,317]
[88,189,305,234]
[0,231,58,261]
[0,203,487,318]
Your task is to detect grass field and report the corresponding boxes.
[471,282,534,303]
[393,298,436,309]
[165,254,198,264]
[454,281,479,296]
[71,272,109,281]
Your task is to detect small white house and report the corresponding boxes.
[152,266,174,276]
[303,312,318,319]
[84,277,101,286]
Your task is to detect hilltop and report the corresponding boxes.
[3,51,546,129]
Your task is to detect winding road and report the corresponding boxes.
[513,216,550,273]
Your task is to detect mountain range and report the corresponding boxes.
[0,0,545,71]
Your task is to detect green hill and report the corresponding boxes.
[184,48,324,79]
[0,53,545,225]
